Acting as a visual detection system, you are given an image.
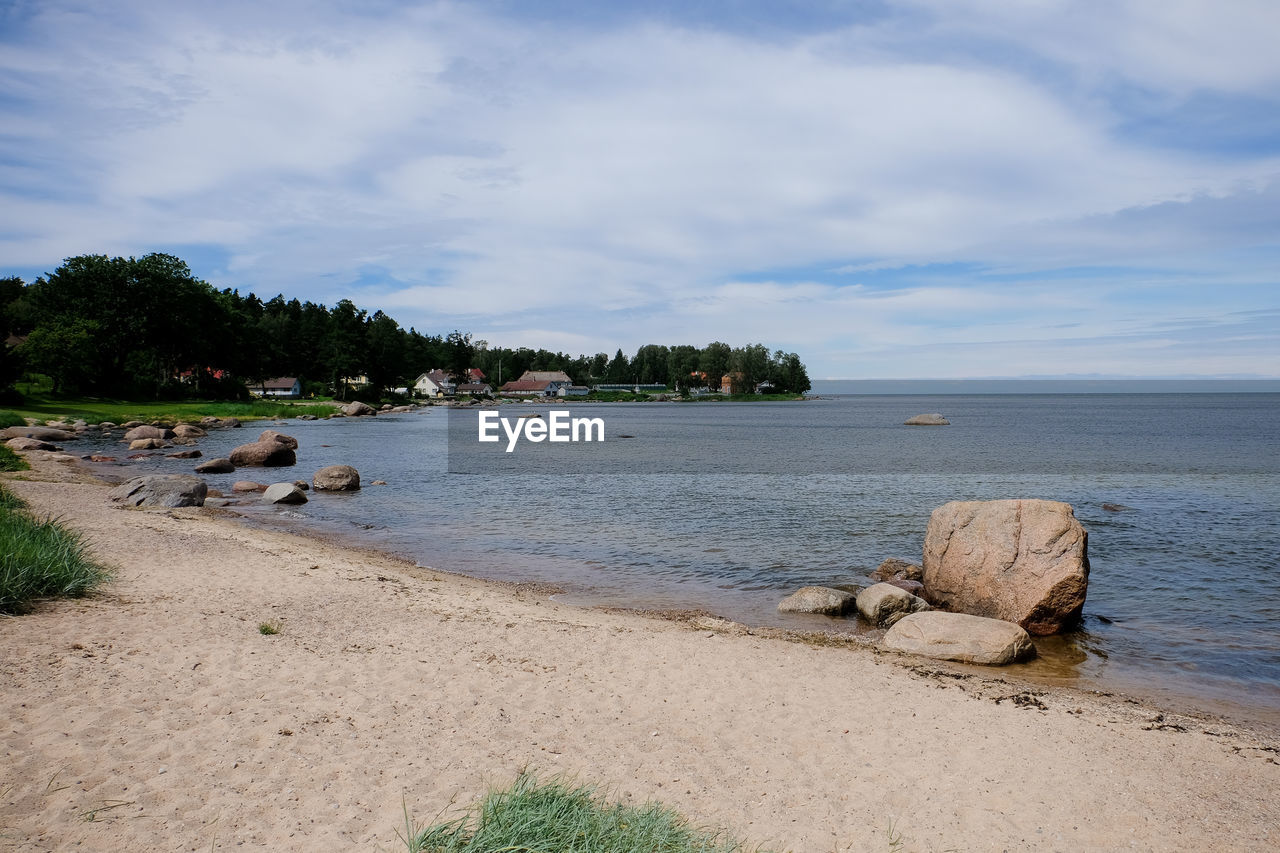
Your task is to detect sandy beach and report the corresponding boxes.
[2,455,1278,852]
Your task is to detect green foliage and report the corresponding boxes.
[6,396,336,426]
[0,486,112,613]
[258,621,280,635]
[0,409,27,428]
[0,445,30,472]
[402,772,767,853]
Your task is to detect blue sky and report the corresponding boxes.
[1,0,1277,378]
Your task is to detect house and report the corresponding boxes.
[557,385,590,397]
[455,382,493,396]
[593,383,668,393]
[720,372,744,394]
[515,370,573,395]
[465,368,486,383]
[414,369,455,397]
[499,379,551,396]
[254,377,301,398]
[755,380,776,393]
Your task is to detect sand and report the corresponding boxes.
[2,456,1278,852]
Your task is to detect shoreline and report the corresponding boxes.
[2,453,1279,851]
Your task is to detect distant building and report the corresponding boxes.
[720,372,744,394]
[499,379,551,396]
[557,385,590,397]
[593,383,668,393]
[456,382,493,396]
[254,377,301,398]
[414,370,455,397]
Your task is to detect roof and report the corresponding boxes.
[517,370,572,384]
[500,379,551,392]
[456,383,491,392]
[467,368,486,380]
[260,377,299,389]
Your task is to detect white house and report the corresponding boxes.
[254,377,301,398]
[414,369,455,397]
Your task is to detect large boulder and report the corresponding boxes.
[228,441,296,467]
[777,586,856,616]
[313,464,360,491]
[882,611,1035,665]
[262,482,308,504]
[922,499,1089,635]
[129,438,166,450]
[123,425,174,441]
[172,424,207,438]
[342,401,376,417]
[257,429,298,449]
[904,413,949,426]
[195,458,235,473]
[856,582,930,628]
[108,475,207,508]
[2,426,76,442]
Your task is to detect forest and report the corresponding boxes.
[0,253,810,400]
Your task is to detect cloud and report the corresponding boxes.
[0,0,1276,377]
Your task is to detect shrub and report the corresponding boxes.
[402,772,766,853]
[0,409,27,428]
[0,486,111,613]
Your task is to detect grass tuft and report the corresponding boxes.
[258,621,280,635]
[0,444,31,472]
[0,409,28,428]
[401,771,769,853]
[0,485,112,613]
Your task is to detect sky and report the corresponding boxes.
[1,0,1278,379]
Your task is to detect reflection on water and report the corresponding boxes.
[81,393,1280,723]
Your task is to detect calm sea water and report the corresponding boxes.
[85,393,1280,722]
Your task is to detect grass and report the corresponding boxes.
[0,444,30,472]
[0,409,28,428]
[401,772,768,853]
[258,621,280,635]
[6,395,338,426]
[0,485,112,614]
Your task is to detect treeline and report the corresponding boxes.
[0,253,809,400]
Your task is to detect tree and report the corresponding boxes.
[326,299,367,399]
[18,318,99,393]
[366,311,406,394]
[445,330,474,380]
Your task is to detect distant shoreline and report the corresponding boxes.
[811,378,1280,394]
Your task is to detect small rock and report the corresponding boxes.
[257,430,299,449]
[165,450,202,459]
[232,481,265,492]
[89,455,117,462]
[130,438,167,450]
[262,483,308,505]
[123,425,173,441]
[904,413,949,426]
[108,475,207,508]
[856,582,930,628]
[292,480,310,491]
[172,424,207,438]
[194,458,235,474]
[228,441,296,467]
[370,480,388,486]
[871,558,924,582]
[313,464,360,492]
[777,586,856,616]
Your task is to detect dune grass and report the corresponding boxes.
[0,485,111,613]
[401,772,768,853]
[0,445,30,472]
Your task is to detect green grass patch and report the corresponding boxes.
[401,772,768,853]
[0,445,30,472]
[0,485,112,613]
[681,393,805,402]
[0,409,28,428]
[7,396,338,425]
[258,621,280,635]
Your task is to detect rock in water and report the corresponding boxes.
[123,425,174,441]
[312,465,360,491]
[172,424,207,438]
[262,482,308,504]
[257,429,299,449]
[108,475,207,508]
[856,582,930,628]
[777,586,856,616]
[129,438,166,450]
[872,557,923,582]
[195,458,235,473]
[904,413,949,425]
[6,437,59,451]
[923,499,1089,635]
[228,441,296,467]
[342,401,376,417]
[882,611,1035,665]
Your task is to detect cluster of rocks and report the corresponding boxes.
[777,498,1090,666]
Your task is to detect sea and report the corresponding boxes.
[81,382,1280,724]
